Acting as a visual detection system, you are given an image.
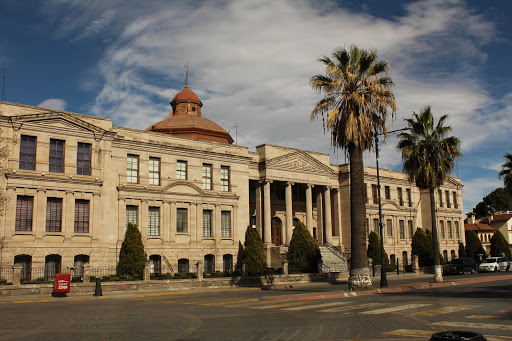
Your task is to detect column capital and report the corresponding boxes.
[286,181,294,186]
[306,183,314,188]
[260,178,273,184]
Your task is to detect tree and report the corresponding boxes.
[243,226,266,276]
[411,228,434,266]
[465,230,486,263]
[499,148,512,195]
[287,221,321,273]
[473,187,512,218]
[310,45,396,289]
[490,230,512,259]
[117,223,147,279]
[397,106,461,282]
[367,231,388,265]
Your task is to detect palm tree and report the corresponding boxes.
[499,149,512,195]
[310,45,396,289]
[397,106,461,282]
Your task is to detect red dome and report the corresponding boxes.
[171,85,202,107]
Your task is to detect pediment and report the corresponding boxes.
[9,112,108,141]
[265,151,334,176]
[164,181,204,195]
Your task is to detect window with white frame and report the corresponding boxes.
[176,208,188,233]
[221,211,231,238]
[127,154,139,183]
[46,198,63,232]
[149,157,160,185]
[221,166,230,191]
[49,139,65,173]
[202,164,212,190]
[19,135,37,170]
[203,210,213,237]
[74,199,90,233]
[126,205,138,228]
[176,160,187,180]
[399,220,405,239]
[15,196,33,232]
[148,207,160,236]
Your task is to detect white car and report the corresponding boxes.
[478,257,510,272]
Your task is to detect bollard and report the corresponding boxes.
[396,258,400,276]
[94,277,103,297]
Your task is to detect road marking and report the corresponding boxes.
[252,300,315,309]
[319,302,384,313]
[201,298,259,306]
[431,321,512,331]
[466,315,500,319]
[361,303,431,315]
[412,305,477,316]
[283,301,350,311]
[383,329,434,338]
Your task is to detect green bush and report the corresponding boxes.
[412,228,434,266]
[116,223,147,279]
[367,231,389,265]
[71,276,82,283]
[490,230,512,258]
[465,230,486,263]
[243,225,267,276]
[287,221,321,273]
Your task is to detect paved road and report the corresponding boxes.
[1,272,511,340]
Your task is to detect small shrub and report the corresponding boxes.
[117,222,147,279]
[243,225,266,276]
[231,269,242,277]
[0,279,7,285]
[287,221,321,273]
[90,276,96,282]
[71,276,82,283]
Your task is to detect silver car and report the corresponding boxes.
[478,257,510,272]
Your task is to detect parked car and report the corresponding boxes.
[478,257,510,272]
[442,258,476,275]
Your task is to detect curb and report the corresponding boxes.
[259,274,512,302]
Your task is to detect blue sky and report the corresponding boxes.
[1,0,511,214]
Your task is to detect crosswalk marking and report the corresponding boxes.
[361,303,431,315]
[431,321,512,331]
[466,315,499,319]
[252,301,315,309]
[283,302,350,311]
[412,305,477,316]
[319,302,384,313]
[201,298,259,306]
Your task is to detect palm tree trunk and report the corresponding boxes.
[348,144,371,289]
[430,187,443,282]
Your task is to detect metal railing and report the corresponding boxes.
[0,266,117,284]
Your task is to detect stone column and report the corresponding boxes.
[316,189,323,244]
[83,265,91,283]
[306,184,313,236]
[334,189,342,242]
[324,186,332,243]
[285,182,294,244]
[196,261,204,281]
[144,261,151,281]
[263,179,272,244]
[163,201,171,243]
[64,191,74,239]
[12,265,22,286]
[255,182,262,236]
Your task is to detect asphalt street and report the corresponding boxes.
[0,272,511,341]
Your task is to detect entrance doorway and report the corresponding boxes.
[271,217,282,245]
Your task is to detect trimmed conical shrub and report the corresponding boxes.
[367,231,389,265]
[117,223,147,279]
[465,230,486,262]
[490,230,512,258]
[412,228,434,266]
[287,221,321,273]
[243,226,266,276]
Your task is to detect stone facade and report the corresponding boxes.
[0,95,465,279]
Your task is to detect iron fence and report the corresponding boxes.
[0,266,117,284]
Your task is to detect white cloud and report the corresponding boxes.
[37,98,67,111]
[461,176,503,213]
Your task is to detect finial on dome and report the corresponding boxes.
[184,63,189,86]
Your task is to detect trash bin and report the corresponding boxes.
[53,273,71,296]
[429,331,487,341]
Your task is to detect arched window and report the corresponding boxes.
[223,254,233,272]
[74,255,89,277]
[443,250,448,262]
[204,254,215,274]
[45,254,61,281]
[178,259,189,273]
[14,255,32,283]
[149,255,161,274]
[390,254,396,266]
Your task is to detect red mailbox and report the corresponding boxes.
[53,273,71,295]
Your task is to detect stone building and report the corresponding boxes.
[0,84,465,280]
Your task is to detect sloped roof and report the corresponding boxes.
[464,223,497,232]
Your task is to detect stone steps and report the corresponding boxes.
[319,246,348,273]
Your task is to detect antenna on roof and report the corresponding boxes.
[184,63,189,86]
[1,61,6,101]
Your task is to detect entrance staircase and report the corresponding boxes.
[319,243,348,273]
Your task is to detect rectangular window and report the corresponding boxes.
[371,184,378,204]
[49,139,65,173]
[408,220,414,239]
[447,221,453,239]
[127,154,139,183]
[397,187,403,206]
[386,219,393,237]
[221,166,230,192]
[438,189,443,207]
[149,157,160,186]
[202,164,212,190]
[221,211,231,238]
[176,160,187,180]
[176,208,188,233]
[77,142,91,175]
[148,207,160,236]
[372,218,378,234]
[74,199,90,233]
[385,186,390,200]
[445,190,451,208]
[15,196,33,232]
[406,189,412,207]
[19,135,37,170]
[399,220,405,239]
[203,210,213,237]
[453,191,458,209]
[46,198,63,232]
[126,205,138,228]
[455,221,460,239]
[440,220,445,239]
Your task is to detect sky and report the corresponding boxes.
[1,0,511,214]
